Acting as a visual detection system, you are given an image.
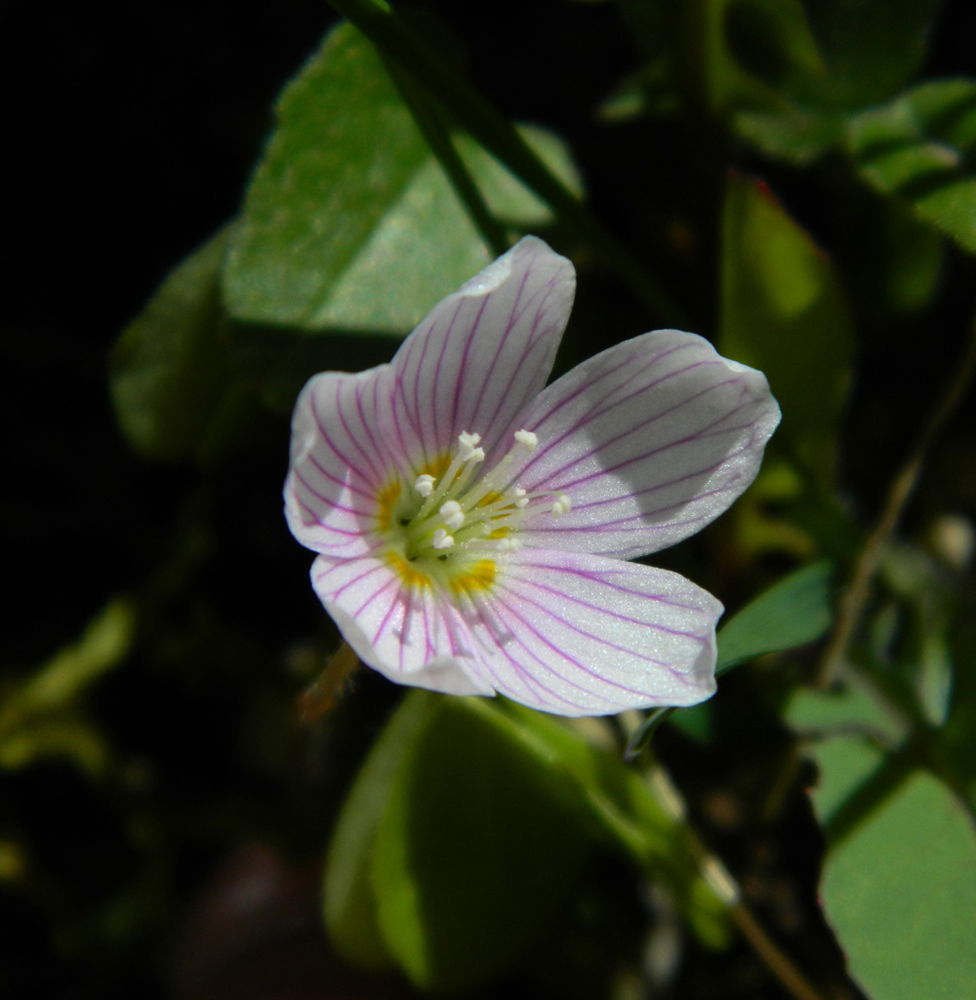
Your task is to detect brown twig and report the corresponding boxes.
[296,641,361,724]
[819,312,976,687]
[730,904,828,1000]
[645,766,831,1000]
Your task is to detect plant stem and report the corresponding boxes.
[385,57,510,258]
[325,0,690,327]
[730,904,828,1000]
[644,763,830,1000]
[819,311,976,687]
[297,641,361,723]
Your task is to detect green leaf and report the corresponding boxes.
[787,684,904,746]
[110,228,250,463]
[724,0,826,87]
[475,698,730,951]
[724,0,940,161]
[326,691,732,991]
[801,0,941,109]
[786,682,907,829]
[372,695,590,993]
[847,80,976,253]
[732,105,843,164]
[682,0,839,162]
[474,708,729,946]
[804,734,891,829]
[785,684,976,998]
[679,0,824,117]
[324,0,685,325]
[720,173,856,483]
[223,22,581,336]
[843,193,945,321]
[323,691,437,971]
[715,560,835,672]
[820,771,976,1000]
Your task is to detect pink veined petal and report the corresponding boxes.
[376,235,576,471]
[284,369,407,557]
[310,553,495,697]
[514,330,781,560]
[459,548,721,717]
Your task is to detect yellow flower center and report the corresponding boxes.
[372,429,569,594]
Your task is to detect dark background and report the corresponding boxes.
[4,1,976,997]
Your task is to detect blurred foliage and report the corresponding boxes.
[847,79,976,253]
[0,600,134,779]
[7,0,976,998]
[110,228,256,464]
[719,172,855,484]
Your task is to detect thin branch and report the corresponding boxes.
[819,311,976,686]
[384,56,510,258]
[325,0,690,327]
[730,905,828,1000]
[644,764,832,1000]
[297,640,361,723]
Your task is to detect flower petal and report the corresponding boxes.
[515,330,780,559]
[378,235,575,471]
[310,553,495,697]
[284,369,398,557]
[462,549,721,716]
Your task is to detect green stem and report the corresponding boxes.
[325,0,690,327]
[643,761,829,1000]
[384,57,510,258]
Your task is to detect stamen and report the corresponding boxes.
[551,494,572,516]
[439,500,465,531]
[458,431,485,463]
[432,528,455,549]
[385,427,565,567]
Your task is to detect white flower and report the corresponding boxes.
[285,237,780,716]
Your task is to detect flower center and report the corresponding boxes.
[374,429,570,587]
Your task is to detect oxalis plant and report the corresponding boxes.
[5,1,976,999]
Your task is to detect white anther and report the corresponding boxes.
[414,474,435,497]
[497,537,522,552]
[514,429,538,450]
[551,494,572,516]
[458,431,484,462]
[439,500,465,531]
[432,528,455,549]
